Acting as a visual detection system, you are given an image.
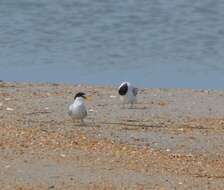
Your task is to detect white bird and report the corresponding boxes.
[118,82,138,108]
[68,92,87,124]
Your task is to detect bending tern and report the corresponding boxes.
[118,82,138,108]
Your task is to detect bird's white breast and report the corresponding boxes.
[69,98,87,119]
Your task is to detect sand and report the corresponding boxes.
[0,81,224,189]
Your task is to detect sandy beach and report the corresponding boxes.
[0,81,224,189]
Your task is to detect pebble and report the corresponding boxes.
[89,109,97,112]
[5,165,10,168]
[6,107,14,111]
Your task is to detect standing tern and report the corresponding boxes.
[68,92,88,124]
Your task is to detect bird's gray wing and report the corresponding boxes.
[132,87,138,96]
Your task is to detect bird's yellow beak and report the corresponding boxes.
[85,95,92,102]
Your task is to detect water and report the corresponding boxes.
[1,0,224,89]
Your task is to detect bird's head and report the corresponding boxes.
[74,92,92,101]
[74,92,87,100]
[118,83,128,96]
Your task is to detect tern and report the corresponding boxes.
[118,82,138,108]
[68,92,88,124]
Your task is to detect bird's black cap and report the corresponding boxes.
[74,92,86,99]
[118,83,128,96]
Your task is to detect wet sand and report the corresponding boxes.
[0,81,224,189]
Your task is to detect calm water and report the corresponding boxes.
[1,0,224,89]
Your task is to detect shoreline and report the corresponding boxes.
[1,81,224,189]
[1,79,224,91]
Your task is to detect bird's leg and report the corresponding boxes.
[72,118,76,123]
[80,119,85,126]
[129,102,134,109]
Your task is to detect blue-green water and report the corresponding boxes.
[1,0,224,89]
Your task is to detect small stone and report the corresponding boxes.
[5,165,10,168]
[6,107,14,111]
[187,153,193,157]
[219,120,224,125]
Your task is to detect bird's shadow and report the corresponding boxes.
[101,121,166,129]
[71,121,97,128]
[121,106,147,110]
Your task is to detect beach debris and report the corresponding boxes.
[48,185,55,189]
[60,154,66,158]
[25,110,51,115]
[4,98,10,101]
[0,102,2,107]
[6,107,14,111]
[219,120,224,125]
[110,95,116,98]
[200,89,209,94]
[158,101,167,106]
[166,148,171,152]
[89,109,96,112]
[187,153,193,157]
[197,161,202,165]
[45,107,49,110]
